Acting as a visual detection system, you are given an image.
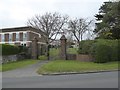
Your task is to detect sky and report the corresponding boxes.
[0,0,109,29]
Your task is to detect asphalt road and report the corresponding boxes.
[2,71,118,88]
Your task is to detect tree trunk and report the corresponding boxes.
[46,44,50,60]
[78,42,81,50]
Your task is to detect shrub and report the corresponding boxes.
[78,39,119,63]
[90,39,119,63]
[118,40,120,60]
[94,44,112,63]
[18,45,28,53]
[1,44,19,55]
[78,40,95,54]
[38,55,47,60]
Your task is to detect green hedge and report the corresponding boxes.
[91,39,119,63]
[1,44,20,55]
[94,43,112,63]
[78,39,119,63]
[78,40,96,54]
[18,45,28,53]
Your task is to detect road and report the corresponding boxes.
[2,71,118,88]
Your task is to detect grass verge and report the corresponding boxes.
[37,60,119,74]
[0,59,39,72]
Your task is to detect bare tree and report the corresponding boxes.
[68,18,93,48]
[27,12,68,60]
[66,31,74,48]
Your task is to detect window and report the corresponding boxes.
[1,34,4,42]
[23,32,27,41]
[9,33,12,42]
[16,33,19,41]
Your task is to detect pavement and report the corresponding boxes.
[2,71,118,88]
[2,60,49,78]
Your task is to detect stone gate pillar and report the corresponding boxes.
[32,37,38,59]
[60,35,67,60]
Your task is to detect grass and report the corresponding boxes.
[50,48,60,56]
[38,55,47,60]
[0,59,39,72]
[67,48,77,54]
[37,60,119,74]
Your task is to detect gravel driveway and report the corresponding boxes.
[2,61,49,78]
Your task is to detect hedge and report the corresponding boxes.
[1,44,20,55]
[78,39,119,63]
[78,40,96,54]
[92,39,119,63]
[93,42,112,63]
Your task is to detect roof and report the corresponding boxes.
[0,26,45,35]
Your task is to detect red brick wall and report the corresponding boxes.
[5,34,9,42]
[12,33,16,41]
[20,32,23,41]
[76,54,93,62]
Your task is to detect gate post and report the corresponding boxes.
[60,35,67,60]
[32,37,38,59]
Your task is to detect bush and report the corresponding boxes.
[78,40,95,54]
[118,40,120,60]
[94,44,112,63]
[1,44,20,55]
[38,55,47,60]
[18,45,28,53]
[90,39,119,63]
[78,39,119,63]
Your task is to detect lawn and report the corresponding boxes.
[50,48,60,56]
[0,59,39,72]
[37,60,119,74]
[50,48,78,56]
[67,48,77,54]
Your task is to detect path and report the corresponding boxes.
[2,60,49,78]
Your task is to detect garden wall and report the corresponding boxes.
[66,54,93,62]
[67,54,76,60]
[0,54,26,64]
[76,54,93,62]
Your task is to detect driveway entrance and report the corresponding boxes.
[2,61,49,78]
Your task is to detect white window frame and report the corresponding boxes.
[16,32,19,41]
[1,34,4,42]
[23,32,27,41]
[9,33,12,42]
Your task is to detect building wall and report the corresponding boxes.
[19,32,23,41]
[12,33,16,41]
[5,34,9,42]
[0,31,28,45]
[0,30,43,46]
[0,34,1,42]
[0,27,47,57]
[28,32,40,41]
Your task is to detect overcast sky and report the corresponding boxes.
[0,0,109,29]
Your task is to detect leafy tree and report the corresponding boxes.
[94,1,120,39]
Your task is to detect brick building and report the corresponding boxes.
[0,26,46,55]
